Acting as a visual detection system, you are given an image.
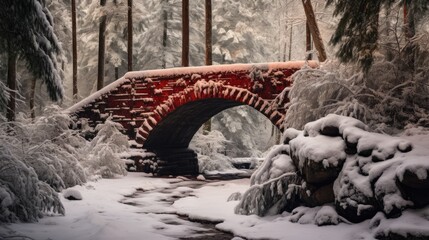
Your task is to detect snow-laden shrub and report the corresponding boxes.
[235,172,302,216]
[0,106,133,223]
[83,119,128,179]
[284,65,374,130]
[0,81,9,114]
[12,106,87,190]
[190,130,235,172]
[285,58,429,131]
[211,106,279,158]
[0,106,86,222]
[190,130,229,156]
[0,145,64,223]
[250,145,295,185]
[0,148,41,222]
[197,154,234,173]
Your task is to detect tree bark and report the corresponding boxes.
[127,0,133,71]
[205,0,212,66]
[30,78,36,120]
[115,67,119,80]
[6,46,17,122]
[202,0,212,134]
[306,22,312,60]
[403,1,416,70]
[97,0,107,90]
[404,2,416,39]
[288,24,293,61]
[72,0,78,101]
[301,0,327,62]
[162,0,168,69]
[182,0,189,67]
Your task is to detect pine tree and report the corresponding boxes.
[0,0,64,121]
[211,0,274,64]
[134,0,204,70]
[78,0,139,96]
[327,0,428,71]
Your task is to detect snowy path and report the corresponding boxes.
[0,173,368,240]
[2,166,429,240]
[120,178,235,240]
[0,174,247,240]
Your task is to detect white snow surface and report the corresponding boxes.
[62,188,83,200]
[124,61,316,80]
[304,113,368,137]
[1,130,429,240]
[290,134,346,168]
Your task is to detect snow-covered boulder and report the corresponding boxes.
[289,205,340,226]
[237,114,429,224]
[290,134,346,184]
[63,188,83,201]
[315,205,340,226]
[300,182,335,207]
[282,128,301,144]
[397,157,429,189]
[303,114,368,138]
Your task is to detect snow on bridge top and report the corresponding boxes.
[124,61,316,79]
[67,61,317,114]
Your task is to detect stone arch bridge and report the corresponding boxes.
[68,61,317,175]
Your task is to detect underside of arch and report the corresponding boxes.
[144,98,243,149]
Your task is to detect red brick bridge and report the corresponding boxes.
[68,61,316,175]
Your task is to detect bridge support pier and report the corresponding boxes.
[152,148,199,176]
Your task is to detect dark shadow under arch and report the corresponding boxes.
[144,98,244,149]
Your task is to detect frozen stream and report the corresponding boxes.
[120,178,239,240]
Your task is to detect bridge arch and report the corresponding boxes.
[68,61,317,175]
[138,80,284,150]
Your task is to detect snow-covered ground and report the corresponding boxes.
[1,131,429,240]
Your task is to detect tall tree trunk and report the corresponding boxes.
[383,7,394,61]
[72,0,78,101]
[403,1,416,70]
[97,0,107,90]
[6,46,17,122]
[282,22,288,62]
[127,0,133,71]
[306,22,312,60]
[162,0,168,69]
[288,24,293,61]
[182,0,189,67]
[30,78,36,120]
[205,0,212,66]
[301,0,327,62]
[115,67,119,80]
[403,2,416,40]
[202,0,212,134]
